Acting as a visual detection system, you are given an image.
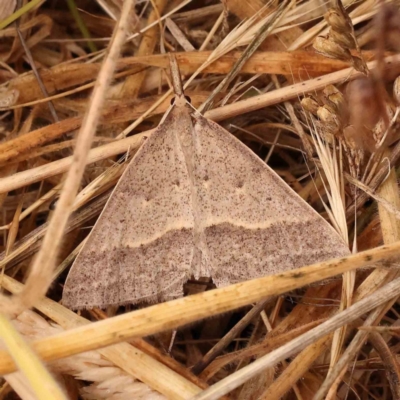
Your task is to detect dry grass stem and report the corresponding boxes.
[1,275,205,399]
[1,241,400,375]
[1,53,400,197]
[193,276,400,400]
[11,309,167,400]
[0,312,67,400]
[0,0,135,316]
[315,153,400,398]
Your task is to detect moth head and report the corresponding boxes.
[170,95,191,107]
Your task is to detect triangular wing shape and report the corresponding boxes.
[63,97,350,310]
[190,114,350,288]
[62,107,195,309]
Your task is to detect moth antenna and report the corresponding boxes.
[168,53,184,97]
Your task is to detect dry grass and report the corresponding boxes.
[1,1,400,399]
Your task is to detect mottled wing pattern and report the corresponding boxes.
[192,115,350,288]
[62,108,195,309]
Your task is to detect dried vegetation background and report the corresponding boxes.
[1,0,400,399]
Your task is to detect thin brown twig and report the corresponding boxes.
[193,276,400,400]
[191,298,273,375]
[368,331,400,399]
[199,0,294,112]
[314,302,394,400]
[2,53,400,196]
[14,0,59,123]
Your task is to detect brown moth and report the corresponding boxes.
[62,56,350,310]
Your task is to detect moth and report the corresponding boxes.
[63,56,349,309]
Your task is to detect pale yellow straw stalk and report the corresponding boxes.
[0,312,67,400]
[12,310,166,400]
[2,275,203,399]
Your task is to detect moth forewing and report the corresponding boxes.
[63,101,196,309]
